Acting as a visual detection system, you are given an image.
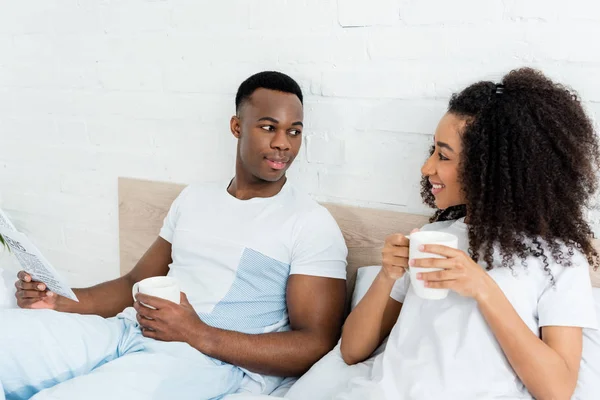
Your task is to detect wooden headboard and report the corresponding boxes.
[117,177,429,298]
[118,177,600,295]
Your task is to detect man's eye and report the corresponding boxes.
[289,130,302,136]
[261,125,275,132]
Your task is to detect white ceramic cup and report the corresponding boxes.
[132,276,180,309]
[409,231,459,300]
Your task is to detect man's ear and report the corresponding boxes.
[230,116,242,139]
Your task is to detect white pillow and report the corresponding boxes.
[350,266,382,310]
[284,266,384,400]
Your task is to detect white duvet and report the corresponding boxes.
[2,267,599,399]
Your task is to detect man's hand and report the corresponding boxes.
[134,292,206,344]
[14,271,59,309]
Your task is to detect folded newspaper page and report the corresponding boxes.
[0,208,78,301]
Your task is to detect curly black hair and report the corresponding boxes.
[420,68,600,275]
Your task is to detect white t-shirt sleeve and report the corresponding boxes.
[538,254,598,329]
[390,274,410,303]
[159,186,191,244]
[290,206,348,280]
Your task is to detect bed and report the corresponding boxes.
[1,177,598,397]
[117,177,600,399]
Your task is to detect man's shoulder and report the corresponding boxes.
[283,185,343,236]
[177,182,224,202]
[284,184,330,218]
[285,183,319,206]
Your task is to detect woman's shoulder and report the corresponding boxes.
[520,237,589,267]
[500,237,592,288]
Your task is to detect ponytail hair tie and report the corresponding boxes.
[495,84,505,95]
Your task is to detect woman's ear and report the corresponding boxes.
[230,116,242,139]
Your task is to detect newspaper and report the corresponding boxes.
[0,208,78,301]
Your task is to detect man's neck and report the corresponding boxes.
[227,175,287,201]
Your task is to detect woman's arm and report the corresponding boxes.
[340,233,410,365]
[415,244,585,400]
[477,283,582,400]
[340,271,402,365]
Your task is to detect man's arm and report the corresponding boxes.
[17,237,172,318]
[135,274,346,377]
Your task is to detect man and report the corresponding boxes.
[0,71,348,400]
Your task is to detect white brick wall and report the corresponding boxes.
[1,0,600,286]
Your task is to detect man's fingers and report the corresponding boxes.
[136,313,159,330]
[15,280,46,291]
[141,328,158,339]
[135,294,170,310]
[17,271,31,282]
[134,302,158,320]
[16,289,48,299]
[180,292,189,305]
[17,299,39,308]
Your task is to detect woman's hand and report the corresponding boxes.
[410,244,495,301]
[381,233,411,281]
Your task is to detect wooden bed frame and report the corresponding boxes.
[118,177,600,299]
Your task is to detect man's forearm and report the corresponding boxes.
[56,276,135,318]
[190,324,336,377]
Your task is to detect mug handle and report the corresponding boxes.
[132,282,140,302]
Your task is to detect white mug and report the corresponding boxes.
[408,231,459,300]
[132,276,180,309]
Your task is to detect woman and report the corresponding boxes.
[340,68,599,399]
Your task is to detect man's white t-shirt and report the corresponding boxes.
[372,218,597,400]
[120,180,347,392]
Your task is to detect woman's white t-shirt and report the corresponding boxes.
[373,218,597,400]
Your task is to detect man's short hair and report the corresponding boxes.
[235,71,303,113]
